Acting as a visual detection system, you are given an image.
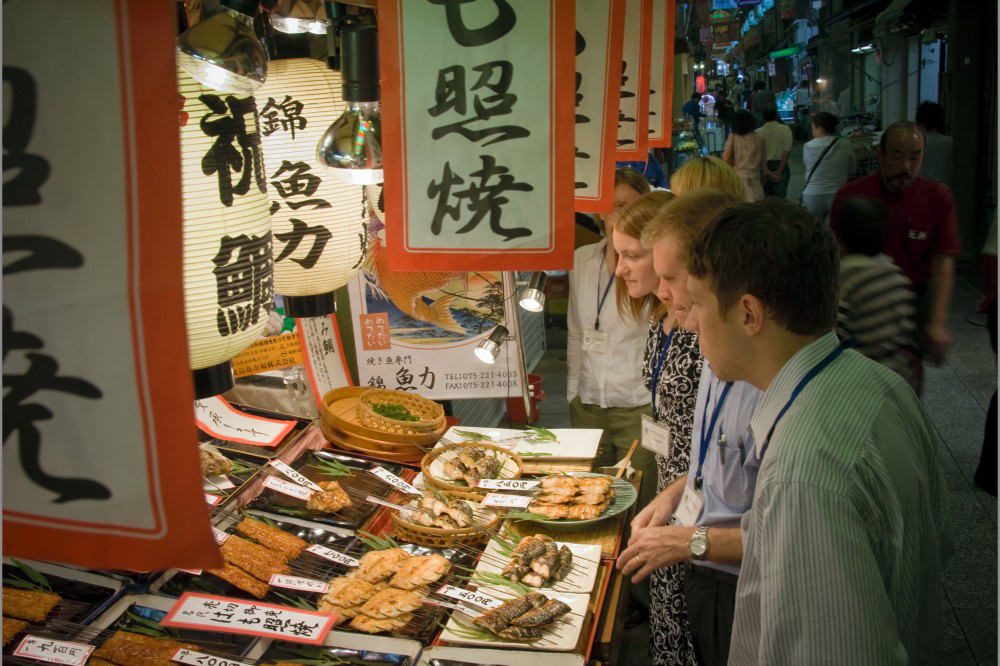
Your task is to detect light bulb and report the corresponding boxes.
[317,101,383,185]
[474,325,509,365]
[269,15,331,35]
[177,4,267,94]
[518,272,547,312]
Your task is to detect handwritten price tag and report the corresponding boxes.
[263,475,314,501]
[204,493,222,506]
[369,466,420,495]
[269,574,330,594]
[172,648,253,666]
[436,584,504,609]
[305,544,360,568]
[163,592,336,645]
[211,527,230,545]
[477,478,539,490]
[268,460,323,492]
[13,636,94,665]
[480,493,533,508]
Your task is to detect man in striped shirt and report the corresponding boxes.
[685,198,951,665]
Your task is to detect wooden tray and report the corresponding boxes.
[319,418,426,464]
[322,387,446,445]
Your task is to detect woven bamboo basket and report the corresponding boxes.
[356,388,446,436]
[421,442,524,502]
[390,508,501,548]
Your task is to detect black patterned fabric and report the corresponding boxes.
[640,320,703,666]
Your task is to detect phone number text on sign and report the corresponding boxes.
[161,592,336,645]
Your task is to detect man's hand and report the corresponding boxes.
[924,322,952,365]
[631,484,682,533]
[616,525,696,584]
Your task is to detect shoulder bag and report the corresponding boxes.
[800,137,839,203]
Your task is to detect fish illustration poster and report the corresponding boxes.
[347,187,523,400]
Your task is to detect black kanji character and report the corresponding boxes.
[259,95,306,139]
[395,366,415,390]
[419,366,436,390]
[428,65,466,117]
[275,219,331,270]
[429,0,516,47]
[213,233,274,336]
[4,236,83,276]
[350,231,368,270]
[200,94,266,207]
[367,376,385,389]
[3,307,109,503]
[428,156,533,241]
[3,67,51,206]
[429,61,529,146]
[269,160,330,210]
[619,61,634,98]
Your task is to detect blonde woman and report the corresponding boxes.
[669,156,746,199]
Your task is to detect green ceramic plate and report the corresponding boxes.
[512,473,638,530]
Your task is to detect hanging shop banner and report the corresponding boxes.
[380,0,575,272]
[347,186,521,399]
[2,0,220,570]
[647,0,670,147]
[297,314,353,407]
[573,0,625,213]
[615,0,652,160]
[255,59,368,302]
[662,0,676,148]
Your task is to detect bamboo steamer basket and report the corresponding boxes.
[421,442,524,501]
[356,388,446,435]
[322,387,445,446]
[390,505,501,548]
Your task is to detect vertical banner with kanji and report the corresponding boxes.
[3,0,221,570]
[615,0,652,160]
[647,0,673,148]
[380,0,576,271]
[297,315,353,407]
[573,0,626,213]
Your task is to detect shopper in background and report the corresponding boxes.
[618,150,669,189]
[749,81,776,127]
[670,156,747,200]
[716,89,735,140]
[801,111,855,222]
[832,120,959,366]
[834,196,921,393]
[722,110,769,202]
[568,170,663,514]
[756,107,793,199]
[613,192,701,666]
[916,101,954,188]
[682,92,705,151]
[686,198,950,664]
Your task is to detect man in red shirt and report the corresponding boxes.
[831,121,959,366]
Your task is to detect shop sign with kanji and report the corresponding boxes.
[380,0,575,271]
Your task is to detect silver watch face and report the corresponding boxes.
[691,531,708,557]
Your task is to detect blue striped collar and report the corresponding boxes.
[751,331,840,457]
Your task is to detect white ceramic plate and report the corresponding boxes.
[473,538,601,595]
[441,427,601,461]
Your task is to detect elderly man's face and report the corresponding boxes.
[877,128,925,193]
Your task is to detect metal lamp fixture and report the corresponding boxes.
[317,21,383,185]
[518,272,547,313]
[269,0,331,35]
[474,325,510,365]
[177,0,267,94]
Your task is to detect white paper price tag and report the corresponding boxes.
[13,636,94,665]
[263,475,314,501]
[211,527,230,545]
[269,574,330,594]
[305,543,360,568]
[268,460,323,492]
[480,493,533,508]
[369,466,420,495]
[436,584,503,609]
[171,648,252,666]
[204,493,222,506]
[163,593,336,644]
[476,478,539,490]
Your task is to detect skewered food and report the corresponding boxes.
[510,598,572,626]
[355,548,411,583]
[526,502,607,520]
[527,476,614,520]
[235,517,308,560]
[359,587,424,619]
[2,587,61,622]
[92,630,199,665]
[404,493,475,529]
[471,591,570,641]
[305,480,352,514]
[389,554,451,590]
[500,535,574,588]
[199,443,233,477]
[2,618,28,647]
[323,577,378,608]
[441,447,504,487]
[349,612,413,633]
[220,534,291,582]
[207,563,271,599]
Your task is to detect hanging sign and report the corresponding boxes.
[255,59,369,303]
[647,1,675,148]
[296,314,353,408]
[615,0,652,160]
[2,0,220,570]
[162,592,337,644]
[230,333,303,378]
[573,0,626,213]
[380,0,575,271]
[194,396,296,446]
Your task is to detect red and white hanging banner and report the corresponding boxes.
[647,0,673,147]
[2,0,221,570]
[615,0,652,160]
[380,0,576,271]
[296,314,353,408]
[573,0,626,213]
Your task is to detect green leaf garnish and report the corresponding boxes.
[9,559,52,592]
[504,511,550,521]
[471,571,531,596]
[453,429,490,442]
[308,457,354,478]
[122,610,170,637]
[517,452,553,457]
[272,591,318,610]
[228,458,256,476]
[523,426,557,442]
[356,530,399,551]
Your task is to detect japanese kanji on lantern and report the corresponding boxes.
[615,0,652,160]
[573,0,626,213]
[178,65,275,398]
[647,0,675,148]
[254,58,368,318]
[379,0,575,272]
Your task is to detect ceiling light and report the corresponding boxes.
[518,273,547,313]
[475,325,509,365]
[176,0,267,94]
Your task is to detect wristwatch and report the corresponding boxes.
[689,526,709,560]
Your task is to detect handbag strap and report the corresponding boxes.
[804,137,839,188]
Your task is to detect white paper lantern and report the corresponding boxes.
[254,58,368,317]
[178,65,274,396]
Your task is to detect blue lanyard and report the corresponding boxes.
[694,379,733,489]
[594,273,615,331]
[650,326,676,414]
[760,340,850,456]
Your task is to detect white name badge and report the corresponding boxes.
[582,329,608,353]
[640,414,673,457]
[674,484,704,527]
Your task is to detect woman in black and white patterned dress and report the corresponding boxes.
[610,191,701,666]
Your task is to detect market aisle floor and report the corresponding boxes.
[529,238,997,661]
